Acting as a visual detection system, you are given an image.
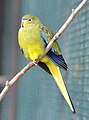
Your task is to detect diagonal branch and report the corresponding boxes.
[0,0,88,101]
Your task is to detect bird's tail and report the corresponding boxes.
[46,59,76,113]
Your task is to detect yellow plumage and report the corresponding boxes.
[45,57,74,112]
[18,14,76,113]
[18,27,45,60]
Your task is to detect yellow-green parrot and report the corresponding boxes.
[18,14,76,113]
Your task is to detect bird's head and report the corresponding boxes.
[21,14,41,28]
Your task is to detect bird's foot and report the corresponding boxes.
[33,60,38,66]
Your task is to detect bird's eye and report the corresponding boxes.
[28,18,32,22]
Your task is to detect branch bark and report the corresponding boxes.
[0,0,88,101]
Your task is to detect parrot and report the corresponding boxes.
[18,14,76,114]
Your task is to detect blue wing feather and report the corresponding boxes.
[47,51,67,70]
[41,32,55,52]
[40,32,67,71]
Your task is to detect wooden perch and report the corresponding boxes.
[0,0,88,101]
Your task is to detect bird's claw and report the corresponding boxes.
[33,60,38,65]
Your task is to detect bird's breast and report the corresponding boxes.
[18,27,45,60]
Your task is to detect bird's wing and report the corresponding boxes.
[47,51,67,71]
[40,25,62,54]
[40,30,67,71]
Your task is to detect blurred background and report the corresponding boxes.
[0,0,89,120]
